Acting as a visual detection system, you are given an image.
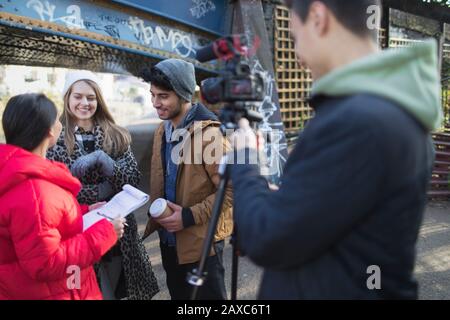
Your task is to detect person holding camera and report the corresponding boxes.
[141,58,233,300]
[229,0,442,299]
[0,93,125,300]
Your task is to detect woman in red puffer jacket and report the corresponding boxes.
[0,93,125,300]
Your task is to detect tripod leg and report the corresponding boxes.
[189,159,230,300]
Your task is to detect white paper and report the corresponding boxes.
[83,184,149,231]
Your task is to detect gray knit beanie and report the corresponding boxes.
[154,58,196,102]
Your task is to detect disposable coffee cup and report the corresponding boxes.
[149,198,173,219]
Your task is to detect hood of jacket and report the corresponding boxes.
[179,102,219,129]
[0,144,81,197]
[312,40,443,131]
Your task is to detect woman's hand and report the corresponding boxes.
[71,150,115,178]
[111,217,126,239]
[71,152,99,178]
[95,150,115,177]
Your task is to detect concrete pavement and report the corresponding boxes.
[136,201,450,300]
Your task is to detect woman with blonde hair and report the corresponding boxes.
[47,70,158,300]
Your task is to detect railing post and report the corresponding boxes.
[437,22,445,75]
[381,5,390,49]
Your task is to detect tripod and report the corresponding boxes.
[187,104,262,300]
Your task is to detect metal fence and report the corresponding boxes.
[274,5,313,137]
[443,76,450,128]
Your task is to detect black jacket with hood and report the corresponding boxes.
[229,41,442,299]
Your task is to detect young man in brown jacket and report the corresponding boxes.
[142,58,233,300]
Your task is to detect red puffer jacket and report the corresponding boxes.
[0,144,117,300]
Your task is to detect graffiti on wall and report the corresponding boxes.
[26,0,84,29]
[190,0,216,19]
[128,17,197,58]
[251,60,288,180]
[1,0,211,59]
[233,3,288,183]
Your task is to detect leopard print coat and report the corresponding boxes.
[47,125,159,300]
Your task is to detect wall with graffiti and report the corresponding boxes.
[0,0,224,59]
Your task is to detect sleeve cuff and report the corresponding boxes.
[111,162,120,178]
[182,207,196,228]
[80,204,90,215]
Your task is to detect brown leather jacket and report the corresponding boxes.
[143,119,233,264]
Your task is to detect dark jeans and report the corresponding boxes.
[160,240,227,300]
[97,243,127,300]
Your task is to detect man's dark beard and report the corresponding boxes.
[167,101,184,121]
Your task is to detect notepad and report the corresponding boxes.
[83,184,150,231]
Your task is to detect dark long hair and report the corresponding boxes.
[2,93,57,151]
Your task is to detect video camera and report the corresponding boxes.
[196,35,265,126]
[200,62,264,104]
[189,35,268,300]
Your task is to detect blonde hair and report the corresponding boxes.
[61,79,131,156]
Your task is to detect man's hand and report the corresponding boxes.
[231,118,258,151]
[155,201,184,233]
[231,118,265,151]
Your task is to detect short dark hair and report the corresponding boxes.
[141,66,174,92]
[2,93,57,151]
[284,0,381,39]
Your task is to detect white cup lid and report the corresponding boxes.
[149,198,167,218]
